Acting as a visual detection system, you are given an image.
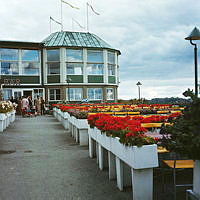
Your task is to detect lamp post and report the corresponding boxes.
[136,81,142,100]
[66,77,72,103]
[185,27,200,96]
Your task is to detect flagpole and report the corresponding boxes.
[86,3,89,32]
[50,17,52,34]
[72,18,74,31]
[61,0,63,31]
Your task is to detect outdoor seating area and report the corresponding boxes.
[52,102,200,200]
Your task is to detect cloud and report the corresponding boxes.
[0,0,200,99]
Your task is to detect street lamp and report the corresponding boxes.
[66,77,72,103]
[185,27,200,96]
[136,81,142,100]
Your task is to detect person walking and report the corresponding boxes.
[21,96,29,117]
[35,96,41,115]
[40,97,45,115]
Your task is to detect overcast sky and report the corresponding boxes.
[0,0,200,99]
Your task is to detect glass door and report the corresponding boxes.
[13,89,22,99]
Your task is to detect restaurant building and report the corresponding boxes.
[0,31,120,103]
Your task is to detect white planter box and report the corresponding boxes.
[63,112,69,119]
[97,132,111,151]
[0,113,5,132]
[0,113,6,120]
[76,119,89,129]
[111,138,158,169]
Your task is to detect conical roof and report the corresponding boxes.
[42,31,116,50]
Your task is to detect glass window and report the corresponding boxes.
[34,89,43,99]
[87,50,103,63]
[47,63,60,74]
[108,64,115,76]
[66,49,83,62]
[107,88,114,100]
[66,63,83,75]
[108,52,115,64]
[1,62,19,75]
[3,89,12,100]
[47,49,60,61]
[49,89,60,100]
[87,64,103,75]
[22,62,39,75]
[88,88,102,100]
[0,48,18,60]
[22,50,39,61]
[67,88,83,101]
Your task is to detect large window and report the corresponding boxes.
[66,49,83,76]
[22,50,39,61]
[48,63,60,75]
[88,88,102,100]
[47,49,60,61]
[1,62,19,75]
[0,48,19,75]
[87,64,103,75]
[108,64,115,76]
[0,48,18,60]
[66,63,83,75]
[3,89,12,100]
[66,49,83,62]
[21,50,40,75]
[108,52,115,64]
[49,89,61,101]
[47,49,60,75]
[0,48,40,76]
[87,50,103,63]
[22,62,39,75]
[107,88,114,100]
[67,88,83,101]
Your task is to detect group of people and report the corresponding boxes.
[10,96,46,117]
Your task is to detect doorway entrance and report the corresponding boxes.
[23,90,32,98]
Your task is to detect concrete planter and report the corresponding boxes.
[0,113,6,132]
[193,160,200,197]
[11,110,16,122]
[62,112,69,130]
[76,119,89,129]
[88,127,158,200]
[111,138,158,169]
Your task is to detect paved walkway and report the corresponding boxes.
[0,116,132,200]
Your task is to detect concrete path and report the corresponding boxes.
[0,116,132,200]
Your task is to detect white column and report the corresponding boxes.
[43,49,47,84]
[115,52,118,85]
[115,157,132,191]
[108,151,116,180]
[83,48,87,83]
[60,48,65,83]
[193,160,200,196]
[89,136,94,158]
[98,144,108,170]
[79,129,89,146]
[103,49,108,84]
[19,49,22,75]
[131,168,153,200]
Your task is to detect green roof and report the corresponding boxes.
[42,31,116,50]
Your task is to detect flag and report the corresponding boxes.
[61,0,79,10]
[72,18,85,29]
[87,2,100,15]
[50,16,62,26]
